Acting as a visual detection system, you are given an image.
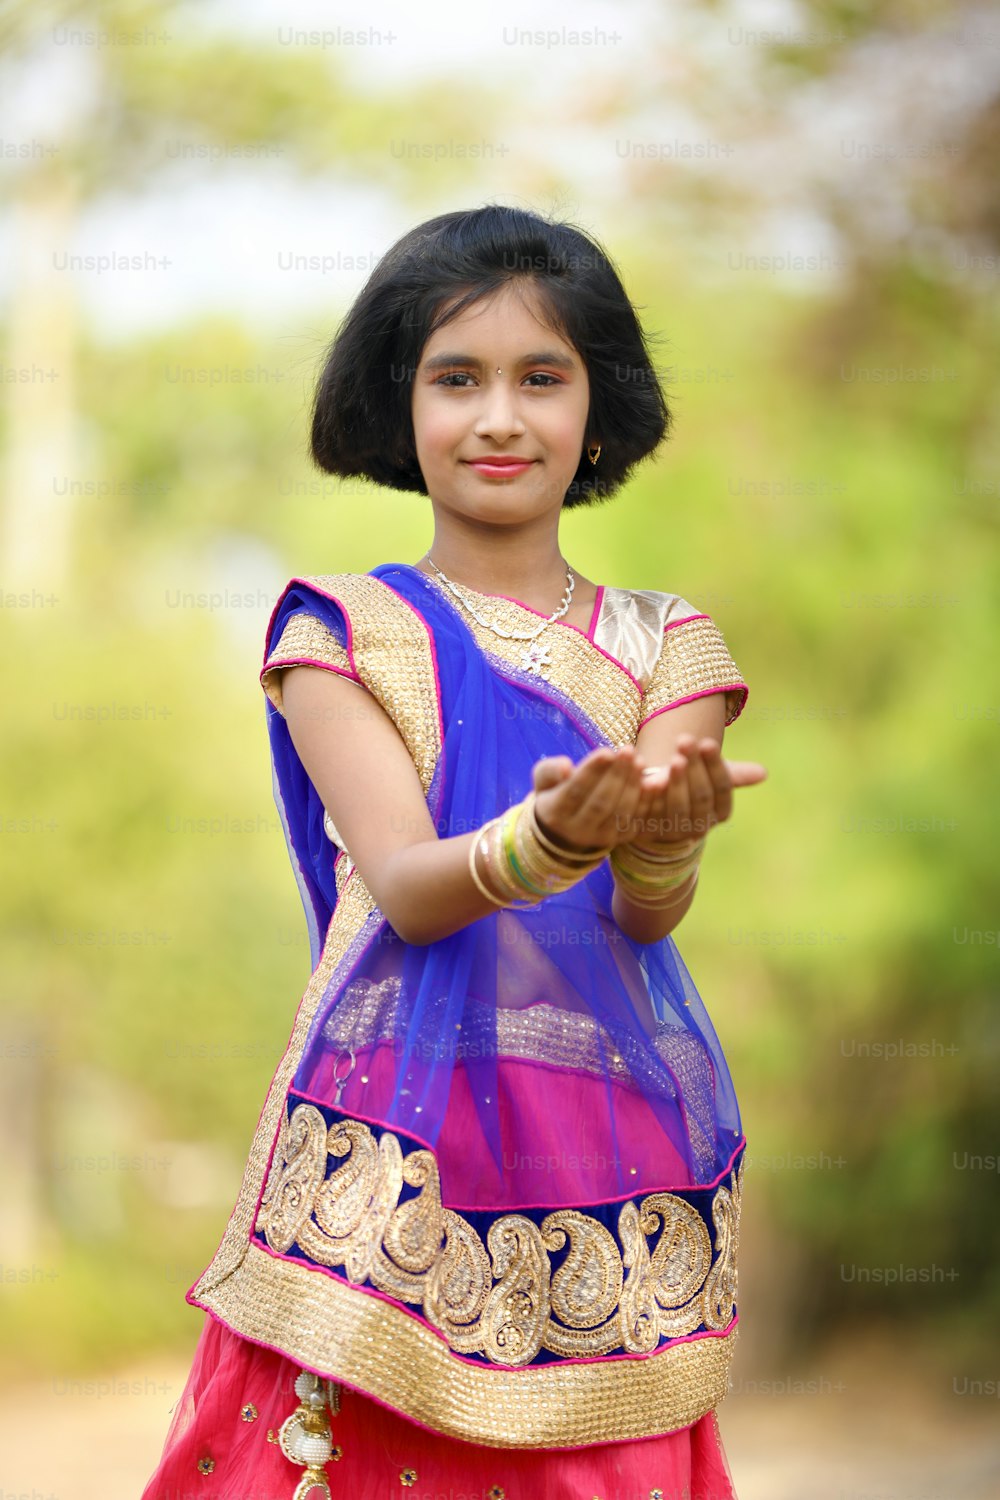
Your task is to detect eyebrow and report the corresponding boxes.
[421,350,578,373]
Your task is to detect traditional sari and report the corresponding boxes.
[141,561,749,1499]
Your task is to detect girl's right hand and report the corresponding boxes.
[530,745,651,853]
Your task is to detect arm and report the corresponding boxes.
[612,694,728,944]
[280,664,503,945]
[279,663,694,946]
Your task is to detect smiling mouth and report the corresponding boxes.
[464,458,537,476]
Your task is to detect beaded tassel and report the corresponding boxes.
[278,1369,341,1499]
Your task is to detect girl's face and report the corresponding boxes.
[410,281,591,524]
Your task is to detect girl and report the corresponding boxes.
[142,204,766,1500]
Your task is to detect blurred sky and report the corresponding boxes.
[0,0,911,339]
[5,0,996,341]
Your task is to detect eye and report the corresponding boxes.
[524,372,561,386]
[434,372,477,388]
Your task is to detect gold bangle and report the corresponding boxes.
[512,802,597,896]
[503,802,553,898]
[617,866,700,910]
[528,792,612,864]
[625,835,706,864]
[610,845,702,889]
[525,800,608,885]
[467,823,511,908]
[481,814,540,910]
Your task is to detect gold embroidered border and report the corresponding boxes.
[640,616,748,728]
[190,874,380,1298]
[254,1103,742,1364]
[193,574,442,1302]
[309,574,442,794]
[421,578,644,748]
[261,612,357,714]
[193,1237,738,1447]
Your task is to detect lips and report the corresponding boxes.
[464,457,537,478]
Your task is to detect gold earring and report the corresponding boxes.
[587,444,601,464]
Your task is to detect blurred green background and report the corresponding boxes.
[1,0,997,1492]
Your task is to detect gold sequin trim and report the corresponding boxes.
[422,576,643,747]
[255,1106,742,1362]
[261,611,358,714]
[190,871,380,1300]
[306,574,442,795]
[193,574,443,1307]
[639,616,747,728]
[262,575,442,795]
[240,1401,258,1421]
[322,975,719,1171]
[193,1237,738,1447]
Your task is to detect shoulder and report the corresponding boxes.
[629,588,749,728]
[596,585,706,687]
[622,586,704,626]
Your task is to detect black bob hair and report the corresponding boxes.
[310,204,671,507]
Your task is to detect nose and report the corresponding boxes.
[472,374,526,442]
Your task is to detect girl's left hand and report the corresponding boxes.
[619,733,768,849]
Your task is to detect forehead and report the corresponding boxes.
[421,281,577,357]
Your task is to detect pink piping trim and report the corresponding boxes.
[588,584,605,640]
[259,656,361,686]
[638,684,750,730]
[185,1299,733,1449]
[190,1246,737,1373]
[263,578,362,679]
[664,612,710,632]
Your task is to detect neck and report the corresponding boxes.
[415,523,572,602]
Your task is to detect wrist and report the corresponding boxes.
[609,836,704,907]
[533,799,610,860]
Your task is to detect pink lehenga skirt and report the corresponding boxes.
[141,1309,736,1500]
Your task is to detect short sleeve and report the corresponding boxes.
[260,607,362,717]
[638,611,749,729]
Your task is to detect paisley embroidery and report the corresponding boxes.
[701,1153,744,1331]
[258,1102,741,1365]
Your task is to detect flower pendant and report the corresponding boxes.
[520,639,552,675]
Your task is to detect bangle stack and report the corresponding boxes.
[468,791,612,910]
[609,836,706,910]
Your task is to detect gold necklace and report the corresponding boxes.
[424,556,576,676]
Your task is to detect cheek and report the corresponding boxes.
[411,398,460,462]
[547,397,590,451]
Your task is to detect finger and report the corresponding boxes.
[723,759,769,787]
[635,753,694,844]
[532,755,575,792]
[699,740,734,825]
[539,746,638,846]
[551,747,620,816]
[683,748,718,838]
[665,754,694,840]
[572,746,643,836]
